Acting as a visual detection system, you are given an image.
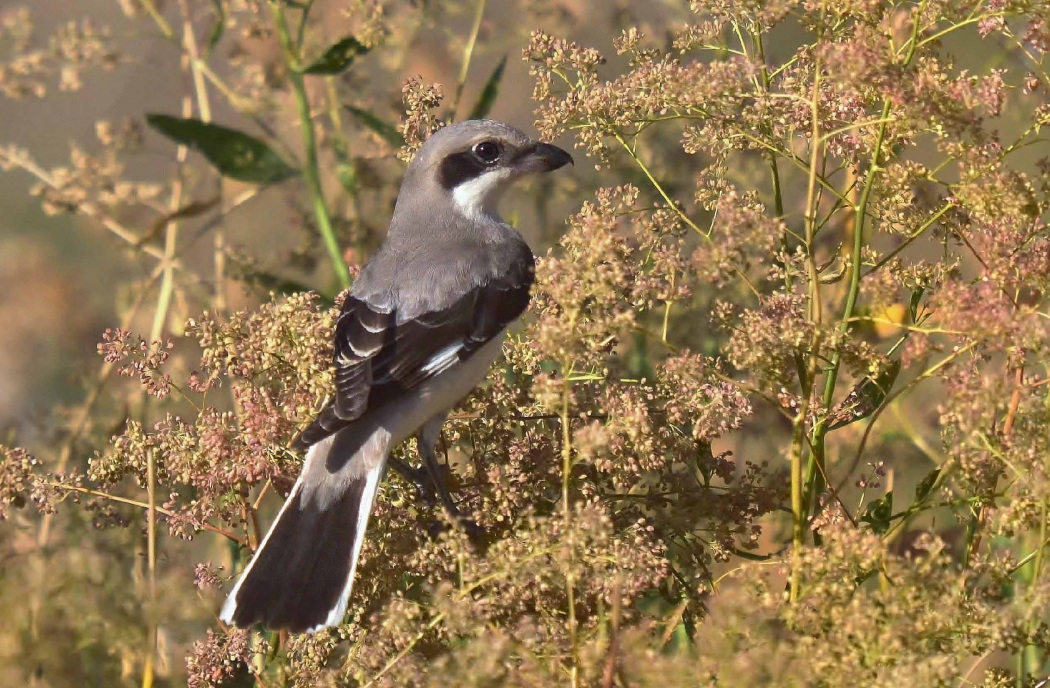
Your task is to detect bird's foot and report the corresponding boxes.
[426,514,485,543]
[387,456,437,504]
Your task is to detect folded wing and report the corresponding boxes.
[294,246,534,450]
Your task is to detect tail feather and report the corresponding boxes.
[220,439,383,633]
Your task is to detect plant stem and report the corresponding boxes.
[46,481,243,542]
[270,1,351,289]
[142,449,158,688]
[788,386,811,602]
[295,0,317,51]
[864,202,951,276]
[450,0,488,120]
[139,0,174,38]
[614,132,761,298]
[1019,501,1048,685]
[139,4,222,673]
[805,7,927,518]
[804,97,893,519]
[561,358,580,688]
[754,31,789,290]
[789,41,825,602]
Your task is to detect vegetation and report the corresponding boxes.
[1,0,1049,685]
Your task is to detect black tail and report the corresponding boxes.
[220,446,382,633]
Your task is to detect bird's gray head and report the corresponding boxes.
[394,119,573,224]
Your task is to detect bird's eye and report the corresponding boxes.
[472,140,502,165]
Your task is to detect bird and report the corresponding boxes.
[220,119,573,633]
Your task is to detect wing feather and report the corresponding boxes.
[293,244,534,450]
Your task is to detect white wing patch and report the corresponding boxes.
[421,341,464,375]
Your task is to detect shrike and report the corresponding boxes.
[220,119,573,633]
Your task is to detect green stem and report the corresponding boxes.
[864,202,951,276]
[141,24,197,675]
[450,0,487,120]
[1019,488,1049,684]
[789,45,825,601]
[755,31,790,291]
[614,132,761,298]
[804,97,893,518]
[804,6,926,516]
[295,0,317,51]
[271,1,350,289]
[560,358,579,687]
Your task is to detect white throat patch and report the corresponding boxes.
[452,169,513,221]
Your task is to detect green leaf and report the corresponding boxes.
[826,359,901,431]
[664,621,691,655]
[345,105,405,148]
[468,55,507,120]
[146,115,297,184]
[336,161,358,194]
[206,0,226,51]
[853,567,878,587]
[915,468,941,503]
[816,251,846,284]
[144,195,221,245]
[302,36,369,75]
[908,286,926,322]
[860,493,893,534]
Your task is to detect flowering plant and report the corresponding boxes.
[1,1,1049,685]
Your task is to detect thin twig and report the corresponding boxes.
[561,354,580,688]
[46,482,243,543]
[362,545,562,686]
[0,149,185,268]
[614,131,761,298]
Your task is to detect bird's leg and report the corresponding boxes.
[417,415,462,520]
[387,456,436,504]
[416,415,484,542]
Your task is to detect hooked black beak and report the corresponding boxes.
[516,142,574,173]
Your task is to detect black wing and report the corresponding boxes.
[293,251,534,450]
